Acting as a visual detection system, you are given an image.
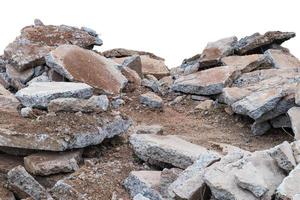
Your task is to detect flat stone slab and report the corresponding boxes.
[102,48,164,61]
[24,150,82,176]
[46,45,127,94]
[130,134,220,169]
[288,107,300,140]
[265,49,300,69]
[15,82,93,108]
[140,55,170,79]
[172,66,239,95]
[0,84,19,113]
[0,113,131,151]
[140,92,163,109]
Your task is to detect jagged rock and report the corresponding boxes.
[0,84,19,113]
[20,107,34,118]
[48,95,109,113]
[121,66,141,90]
[0,114,131,151]
[140,92,163,109]
[134,124,163,135]
[7,166,52,199]
[269,141,297,173]
[219,87,252,105]
[111,98,125,109]
[231,88,284,120]
[199,36,237,68]
[46,45,127,94]
[160,168,182,198]
[168,154,220,200]
[34,18,44,26]
[102,48,164,61]
[4,23,101,71]
[141,75,160,93]
[140,55,169,79]
[130,134,220,169]
[24,150,82,176]
[15,82,93,108]
[235,31,295,55]
[123,170,162,200]
[195,100,214,111]
[250,121,271,136]
[291,141,300,164]
[288,107,300,140]
[172,66,239,95]
[275,164,300,200]
[221,54,272,73]
[265,49,300,69]
[133,194,150,200]
[50,179,85,200]
[270,115,291,128]
[122,56,143,78]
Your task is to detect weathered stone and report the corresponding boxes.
[6,64,34,86]
[235,31,295,55]
[200,36,237,68]
[15,82,93,108]
[122,56,143,78]
[172,66,239,95]
[4,23,101,71]
[158,76,174,95]
[27,73,50,85]
[121,66,141,90]
[130,134,220,169]
[47,68,65,82]
[140,55,169,79]
[251,121,271,136]
[269,141,297,173]
[168,95,186,106]
[20,107,34,118]
[270,115,291,128]
[34,19,44,26]
[291,141,300,164]
[265,49,300,69]
[288,107,300,140]
[46,45,127,94]
[141,75,160,93]
[123,170,162,200]
[133,194,150,200]
[111,98,125,109]
[0,84,19,113]
[0,114,131,151]
[50,179,85,200]
[195,100,214,111]
[24,150,82,176]
[219,87,252,105]
[134,124,163,135]
[221,54,272,73]
[102,48,164,61]
[231,88,284,119]
[140,92,163,109]
[159,168,183,198]
[168,154,220,200]
[275,164,300,200]
[48,95,109,113]
[7,166,52,199]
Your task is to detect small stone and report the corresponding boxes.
[169,95,185,105]
[34,19,44,26]
[141,75,160,93]
[251,121,271,136]
[191,95,210,101]
[134,124,163,135]
[20,107,34,118]
[111,98,125,109]
[195,100,214,111]
[140,92,163,109]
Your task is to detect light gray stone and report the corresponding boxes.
[291,141,300,164]
[15,82,93,108]
[288,107,300,140]
[141,75,160,93]
[111,98,125,109]
[140,92,163,109]
[130,134,220,169]
[133,194,150,200]
[20,107,34,118]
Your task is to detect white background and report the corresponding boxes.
[0,0,299,67]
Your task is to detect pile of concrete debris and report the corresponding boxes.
[0,19,300,199]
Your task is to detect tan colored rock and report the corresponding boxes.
[140,92,163,109]
[265,49,300,69]
[220,87,252,105]
[24,150,82,176]
[0,84,19,113]
[121,66,142,90]
[46,45,127,94]
[122,56,143,78]
[140,55,169,79]
[195,100,214,111]
[288,107,300,140]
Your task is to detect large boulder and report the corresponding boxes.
[172,66,239,95]
[4,23,102,71]
[15,82,93,108]
[129,134,220,169]
[46,45,127,94]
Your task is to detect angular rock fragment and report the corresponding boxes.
[102,48,164,61]
[172,66,239,95]
[160,168,182,198]
[275,164,300,200]
[140,92,163,109]
[48,95,109,113]
[122,56,143,78]
[200,36,237,68]
[195,99,214,111]
[158,76,174,95]
[50,179,85,200]
[15,82,93,108]
[27,73,50,85]
[219,87,252,105]
[46,45,127,94]
[134,124,163,135]
[123,171,162,200]
[221,54,272,73]
[140,55,170,79]
[7,166,52,199]
[235,31,295,55]
[265,49,300,69]
[20,107,34,118]
[121,66,141,90]
[130,134,220,169]
[0,84,20,113]
[288,107,300,140]
[141,75,160,93]
[24,150,82,176]
[295,86,300,106]
[6,64,34,88]
[250,121,271,136]
[270,115,291,128]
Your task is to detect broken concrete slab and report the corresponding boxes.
[123,170,162,200]
[199,36,237,68]
[46,45,128,94]
[0,84,20,113]
[265,49,300,69]
[140,55,169,79]
[15,82,93,108]
[140,92,163,109]
[288,107,300,140]
[235,31,295,55]
[130,134,220,169]
[7,165,52,199]
[48,95,109,113]
[275,164,300,200]
[172,66,239,95]
[24,150,82,176]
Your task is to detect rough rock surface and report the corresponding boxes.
[159,168,182,198]
[140,55,170,79]
[46,45,127,94]
[24,150,82,176]
[265,49,300,69]
[140,92,163,109]
[130,134,220,169]
[15,82,93,108]
[288,107,300,140]
[0,84,19,113]
[122,56,143,78]
[102,48,164,60]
